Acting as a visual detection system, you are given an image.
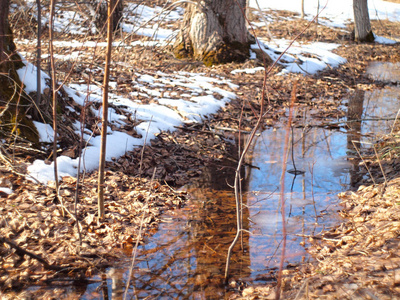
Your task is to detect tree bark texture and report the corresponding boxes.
[90,0,123,33]
[0,0,77,146]
[173,0,252,66]
[0,0,39,142]
[353,0,374,42]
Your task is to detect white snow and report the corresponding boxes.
[17,56,49,94]
[21,0,399,183]
[25,59,237,183]
[32,121,54,143]
[374,34,398,45]
[250,0,400,27]
[0,187,13,195]
[253,39,347,75]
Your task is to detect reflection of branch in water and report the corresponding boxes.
[126,208,236,298]
[101,274,110,300]
[322,128,333,158]
[310,162,318,220]
[129,243,195,297]
[352,140,376,185]
[300,128,335,155]
[288,127,306,177]
[247,188,278,207]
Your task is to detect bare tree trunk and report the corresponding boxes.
[35,0,41,120]
[173,0,253,66]
[0,0,39,142]
[90,0,123,34]
[0,0,76,148]
[353,0,374,42]
[301,0,305,19]
[0,0,10,65]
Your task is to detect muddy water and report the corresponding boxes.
[13,62,400,299]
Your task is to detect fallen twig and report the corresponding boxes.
[0,235,63,271]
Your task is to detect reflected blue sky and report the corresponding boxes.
[247,127,352,276]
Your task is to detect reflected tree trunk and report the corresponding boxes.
[347,89,365,187]
[122,134,256,297]
[185,133,253,293]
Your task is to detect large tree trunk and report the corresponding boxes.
[0,0,73,146]
[173,0,253,66]
[89,0,123,33]
[353,0,374,42]
[0,0,39,143]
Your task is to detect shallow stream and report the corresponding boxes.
[22,62,400,298]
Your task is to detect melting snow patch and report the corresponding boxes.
[233,39,347,75]
[26,63,237,184]
[374,34,398,45]
[0,187,13,196]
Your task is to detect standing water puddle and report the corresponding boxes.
[22,62,400,298]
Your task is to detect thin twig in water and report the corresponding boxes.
[225,0,271,283]
[225,0,327,285]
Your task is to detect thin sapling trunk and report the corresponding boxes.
[98,0,114,220]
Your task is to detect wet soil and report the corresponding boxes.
[1,1,400,298]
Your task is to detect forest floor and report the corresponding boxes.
[1,1,400,299]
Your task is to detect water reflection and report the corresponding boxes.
[247,126,352,278]
[109,126,355,299]
[367,61,400,83]
[96,64,400,298]
[11,63,400,299]
[113,137,252,299]
[347,89,364,186]
[94,82,400,299]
